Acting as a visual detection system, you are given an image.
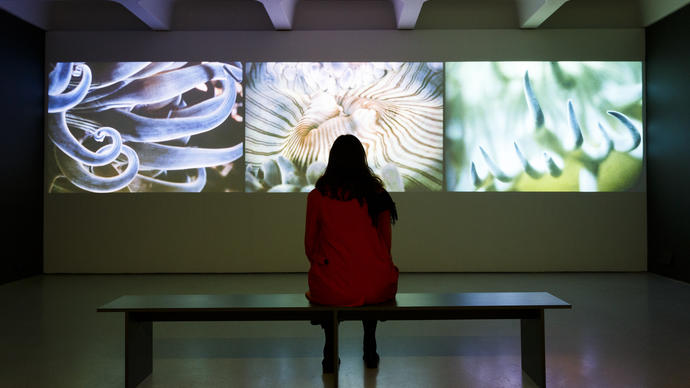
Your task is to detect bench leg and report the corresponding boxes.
[332,311,339,386]
[520,310,545,387]
[125,313,152,388]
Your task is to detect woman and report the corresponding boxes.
[304,134,399,373]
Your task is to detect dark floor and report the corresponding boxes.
[0,273,688,387]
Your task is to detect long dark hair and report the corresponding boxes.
[315,135,398,227]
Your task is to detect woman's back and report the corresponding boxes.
[304,134,398,371]
[305,189,398,306]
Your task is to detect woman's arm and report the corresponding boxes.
[304,190,321,263]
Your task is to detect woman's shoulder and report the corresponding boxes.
[308,188,322,200]
[309,188,337,204]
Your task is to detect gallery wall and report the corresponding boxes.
[0,11,44,284]
[44,28,647,273]
[646,5,690,283]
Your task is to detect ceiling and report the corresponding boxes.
[1,0,688,31]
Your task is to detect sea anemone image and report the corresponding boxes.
[244,62,443,192]
[47,61,244,193]
[445,61,643,192]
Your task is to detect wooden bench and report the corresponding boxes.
[98,292,571,387]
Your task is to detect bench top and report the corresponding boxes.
[98,292,571,313]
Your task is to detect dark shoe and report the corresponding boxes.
[322,357,341,374]
[363,352,380,369]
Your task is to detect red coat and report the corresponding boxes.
[305,189,398,306]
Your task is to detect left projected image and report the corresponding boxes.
[47,62,244,193]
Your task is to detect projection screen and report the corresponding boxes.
[46,61,642,193]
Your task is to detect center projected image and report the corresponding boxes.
[244,62,444,192]
[45,61,643,193]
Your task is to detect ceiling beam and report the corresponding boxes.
[0,0,50,30]
[256,0,299,30]
[517,0,569,29]
[640,0,690,26]
[112,0,173,31]
[390,0,428,29]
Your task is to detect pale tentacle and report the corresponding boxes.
[470,162,484,188]
[128,62,187,81]
[48,62,73,95]
[567,100,584,150]
[578,123,614,163]
[224,63,243,82]
[48,112,123,166]
[54,144,139,193]
[380,163,404,192]
[268,184,301,192]
[128,142,243,170]
[89,62,151,88]
[87,78,236,143]
[261,159,283,187]
[514,142,544,179]
[306,161,326,185]
[544,152,563,177]
[48,64,92,113]
[78,62,231,111]
[245,167,265,192]
[79,63,188,105]
[480,146,513,182]
[523,71,544,130]
[607,110,642,151]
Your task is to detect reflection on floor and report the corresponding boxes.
[1,273,688,388]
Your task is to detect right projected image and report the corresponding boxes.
[445,61,643,192]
